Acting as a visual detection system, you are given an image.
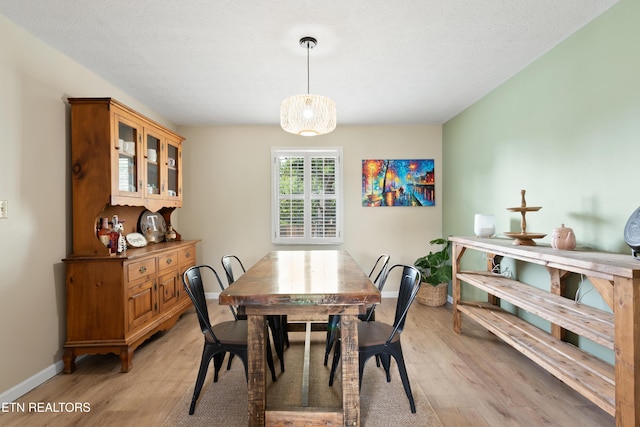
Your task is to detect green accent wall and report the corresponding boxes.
[442,0,639,364]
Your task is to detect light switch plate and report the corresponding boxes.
[0,200,7,219]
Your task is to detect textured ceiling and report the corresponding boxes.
[0,0,619,126]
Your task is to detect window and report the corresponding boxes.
[272,147,343,244]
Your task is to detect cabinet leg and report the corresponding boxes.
[120,348,133,373]
[63,348,76,374]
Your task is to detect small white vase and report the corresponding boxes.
[474,214,495,238]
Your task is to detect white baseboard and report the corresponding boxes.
[0,355,90,403]
[1,360,63,403]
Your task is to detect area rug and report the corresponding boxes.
[163,332,442,426]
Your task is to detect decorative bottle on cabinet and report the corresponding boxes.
[165,225,176,242]
[97,218,111,248]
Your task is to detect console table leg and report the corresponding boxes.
[614,276,640,426]
[548,268,568,341]
[486,254,502,306]
[452,243,466,334]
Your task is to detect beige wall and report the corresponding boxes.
[0,15,176,399]
[177,125,443,293]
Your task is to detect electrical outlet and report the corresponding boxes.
[0,200,7,219]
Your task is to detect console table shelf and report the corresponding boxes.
[457,302,615,414]
[450,236,640,425]
[457,272,614,350]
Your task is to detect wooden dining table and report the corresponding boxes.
[218,250,380,427]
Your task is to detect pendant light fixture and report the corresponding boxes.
[280,36,336,136]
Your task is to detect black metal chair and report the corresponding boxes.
[182,265,277,415]
[221,255,288,373]
[323,254,390,365]
[328,264,421,413]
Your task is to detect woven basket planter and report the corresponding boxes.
[416,282,448,306]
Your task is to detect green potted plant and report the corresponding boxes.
[414,238,452,306]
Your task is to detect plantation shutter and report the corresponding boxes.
[272,148,343,244]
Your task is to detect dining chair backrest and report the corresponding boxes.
[182,265,226,342]
[368,254,390,290]
[360,254,391,322]
[221,254,287,372]
[387,264,422,343]
[221,255,246,286]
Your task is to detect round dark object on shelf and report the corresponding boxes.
[624,207,640,259]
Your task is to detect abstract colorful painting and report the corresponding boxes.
[362,159,435,207]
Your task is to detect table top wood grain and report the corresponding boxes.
[218,250,381,307]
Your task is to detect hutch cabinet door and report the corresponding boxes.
[165,136,182,205]
[144,129,164,201]
[112,112,144,201]
[158,271,179,312]
[127,278,157,332]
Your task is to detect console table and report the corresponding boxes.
[450,236,640,426]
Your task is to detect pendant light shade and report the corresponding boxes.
[280,94,336,136]
[280,37,336,136]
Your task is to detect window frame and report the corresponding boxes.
[271,147,343,245]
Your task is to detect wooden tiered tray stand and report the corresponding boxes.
[503,189,546,245]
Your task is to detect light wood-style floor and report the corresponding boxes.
[1,300,614,426]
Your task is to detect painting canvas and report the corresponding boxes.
[362,159,435,207]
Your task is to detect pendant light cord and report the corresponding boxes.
[306,42,310,95]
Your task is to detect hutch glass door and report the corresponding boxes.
[166,139,180,200]
[115,116,141,197]
[146,132,162,198]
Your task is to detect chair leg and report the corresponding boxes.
[358,351,376,390]
[226,352,234,370]
[213,353,225,382]
[266,332,277,382]
[328,337,341,387]
[268,315,285,373]
[379,353,392,382]
[282,315,289,348]
[392,348,416,413]
[190,346,215,415]
[324,315,340,366]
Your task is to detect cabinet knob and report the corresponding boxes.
[166,258,173,265]
[185,252,191,258]
[139,265,147,274]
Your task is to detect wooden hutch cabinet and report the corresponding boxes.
[63,98,197,373]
